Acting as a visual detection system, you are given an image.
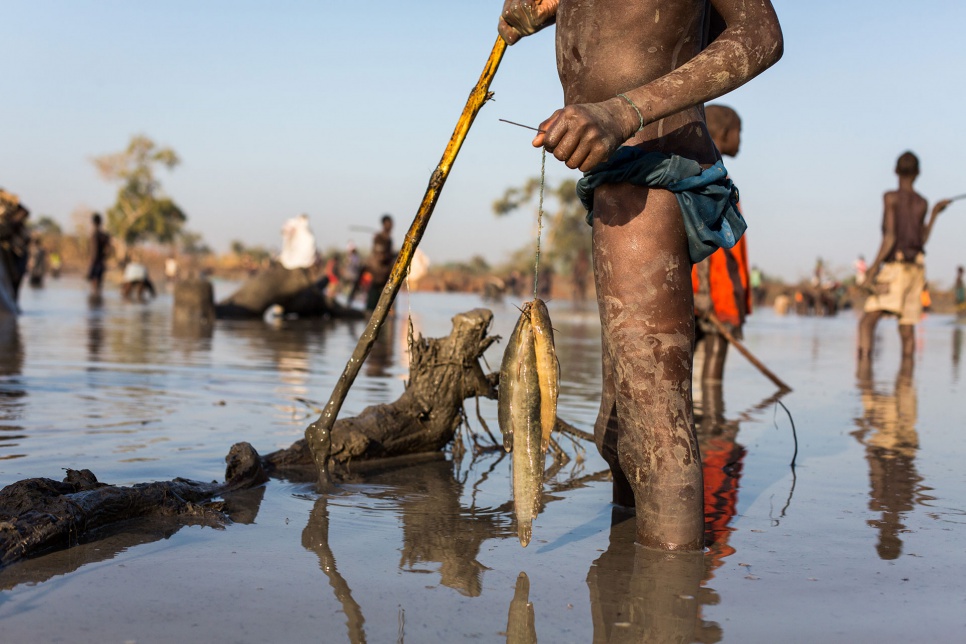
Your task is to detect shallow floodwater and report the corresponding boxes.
[1,278,965,642]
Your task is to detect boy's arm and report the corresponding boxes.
[498,0,558,46]
[533,0,783,171]
[921,199,950,247]
[866,194,898,283]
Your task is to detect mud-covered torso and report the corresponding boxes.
[555,0,718,163]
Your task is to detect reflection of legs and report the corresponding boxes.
[701,333,729,383]
[593,184,703,551]
[587,515,707,643]
[697,379,726,435]
[899,324,914,360]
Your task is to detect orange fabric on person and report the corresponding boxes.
[692,235,752,328]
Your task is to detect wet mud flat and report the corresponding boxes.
[1,282,965,642]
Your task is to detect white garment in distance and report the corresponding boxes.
[280,214,318,270]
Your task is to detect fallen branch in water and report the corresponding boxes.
[0,442,268,568]
[555,418,596,443]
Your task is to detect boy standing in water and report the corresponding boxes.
[858,152,950,369]
[499,0,783,550]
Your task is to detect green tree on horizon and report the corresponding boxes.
[93,134,187,254]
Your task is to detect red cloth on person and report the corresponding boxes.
[692,235,751,328]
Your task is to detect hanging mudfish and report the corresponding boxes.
[498,298,560,546]
[529,298,559,450]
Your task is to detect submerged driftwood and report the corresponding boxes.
[213,264,363,320]
[0,442,268,567]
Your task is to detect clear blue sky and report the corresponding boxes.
[3,1,966,285]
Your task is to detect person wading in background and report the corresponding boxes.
[858,151,950,372]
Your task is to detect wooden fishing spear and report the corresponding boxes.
[304,36,508,484]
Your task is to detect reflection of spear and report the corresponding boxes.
[305,37,508,484]
[302,496,367,644]
[702,311,792,392]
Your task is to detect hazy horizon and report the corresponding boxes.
[4,1,965,286]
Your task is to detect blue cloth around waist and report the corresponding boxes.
[575,147,745,264]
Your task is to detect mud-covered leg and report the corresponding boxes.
[592,183,703,551]
[594,336,635,507]
[858,310,883,361]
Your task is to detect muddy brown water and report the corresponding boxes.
[1,279,964,642]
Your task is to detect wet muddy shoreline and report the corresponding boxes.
[1,280,964,642]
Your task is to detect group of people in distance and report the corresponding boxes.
[280,211,397,312]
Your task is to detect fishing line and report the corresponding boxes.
[497,117,548,299]
[533,148,546,299]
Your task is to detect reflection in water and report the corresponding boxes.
[582,380,758,643]
[853,357,931,560]
[587,514,718,643]
[369,459,508,597]
[86,307,105,364]
[0,316,23,377]
[108,308,164,366]
[303,495,367,644]
[300,459,515,644]
[0,521,185,592]
[0,316,26,461]
[505,572,537,644]
[953,327,962,383]
[0,485,265,592]
[696,381,746,566]
[171,316,214,343]
[365,311,396,379]
[218,318,339,419]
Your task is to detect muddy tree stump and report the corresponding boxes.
[173,276,216,325]
[266,308,499,474]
